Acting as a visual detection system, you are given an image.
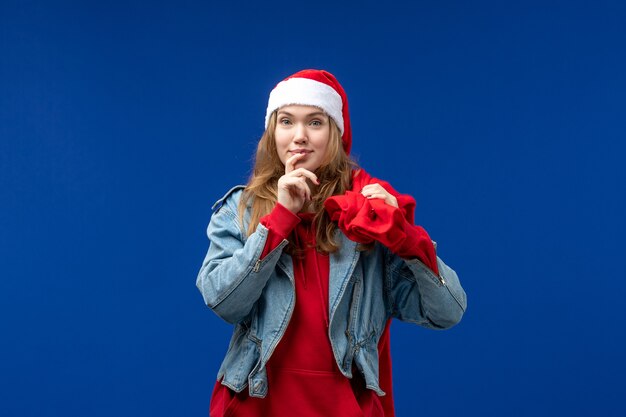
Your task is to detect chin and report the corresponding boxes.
[307,164,323,173]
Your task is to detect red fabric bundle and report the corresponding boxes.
[324,169,439,275]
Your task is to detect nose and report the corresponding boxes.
[293,122,308,144]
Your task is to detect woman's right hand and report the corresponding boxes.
[277,153,320,213]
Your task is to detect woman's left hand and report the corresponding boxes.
[361,183,398,208]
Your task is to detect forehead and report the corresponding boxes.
[277,105,328,117]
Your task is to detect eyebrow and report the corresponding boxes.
[277,111,327,118]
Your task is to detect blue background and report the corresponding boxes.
[1,1,625,416]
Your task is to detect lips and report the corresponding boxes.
[289,149,312,154]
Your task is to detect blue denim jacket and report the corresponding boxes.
[196,186,467,398]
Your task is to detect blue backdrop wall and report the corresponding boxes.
[1,1,625,416]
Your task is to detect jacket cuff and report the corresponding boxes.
[260,203,301,240]
[391,220,439,276]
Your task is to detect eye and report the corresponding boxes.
[279,118,292,126]
[309,119,322,126]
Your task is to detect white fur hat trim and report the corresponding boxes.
[265,77,344,134]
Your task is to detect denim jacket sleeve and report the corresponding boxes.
[196,188,288,324]
[384,247,467,329]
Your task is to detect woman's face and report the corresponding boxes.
[274,105,331,172]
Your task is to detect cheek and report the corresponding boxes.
[274,133,289,163]
[274,130,286,148]
[314,130,331,152]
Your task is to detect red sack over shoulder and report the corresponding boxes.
[324,169,439,275]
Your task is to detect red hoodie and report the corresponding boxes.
[210,203,384,417]
[210,169,438,417]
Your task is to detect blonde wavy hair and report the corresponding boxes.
[238,111,358,254]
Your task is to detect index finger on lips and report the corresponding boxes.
[285,153,305,174]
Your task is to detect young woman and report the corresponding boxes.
[196,69,467,417]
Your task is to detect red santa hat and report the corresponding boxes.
[265,69,352,155]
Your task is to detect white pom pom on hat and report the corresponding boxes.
[265,69,352,155]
